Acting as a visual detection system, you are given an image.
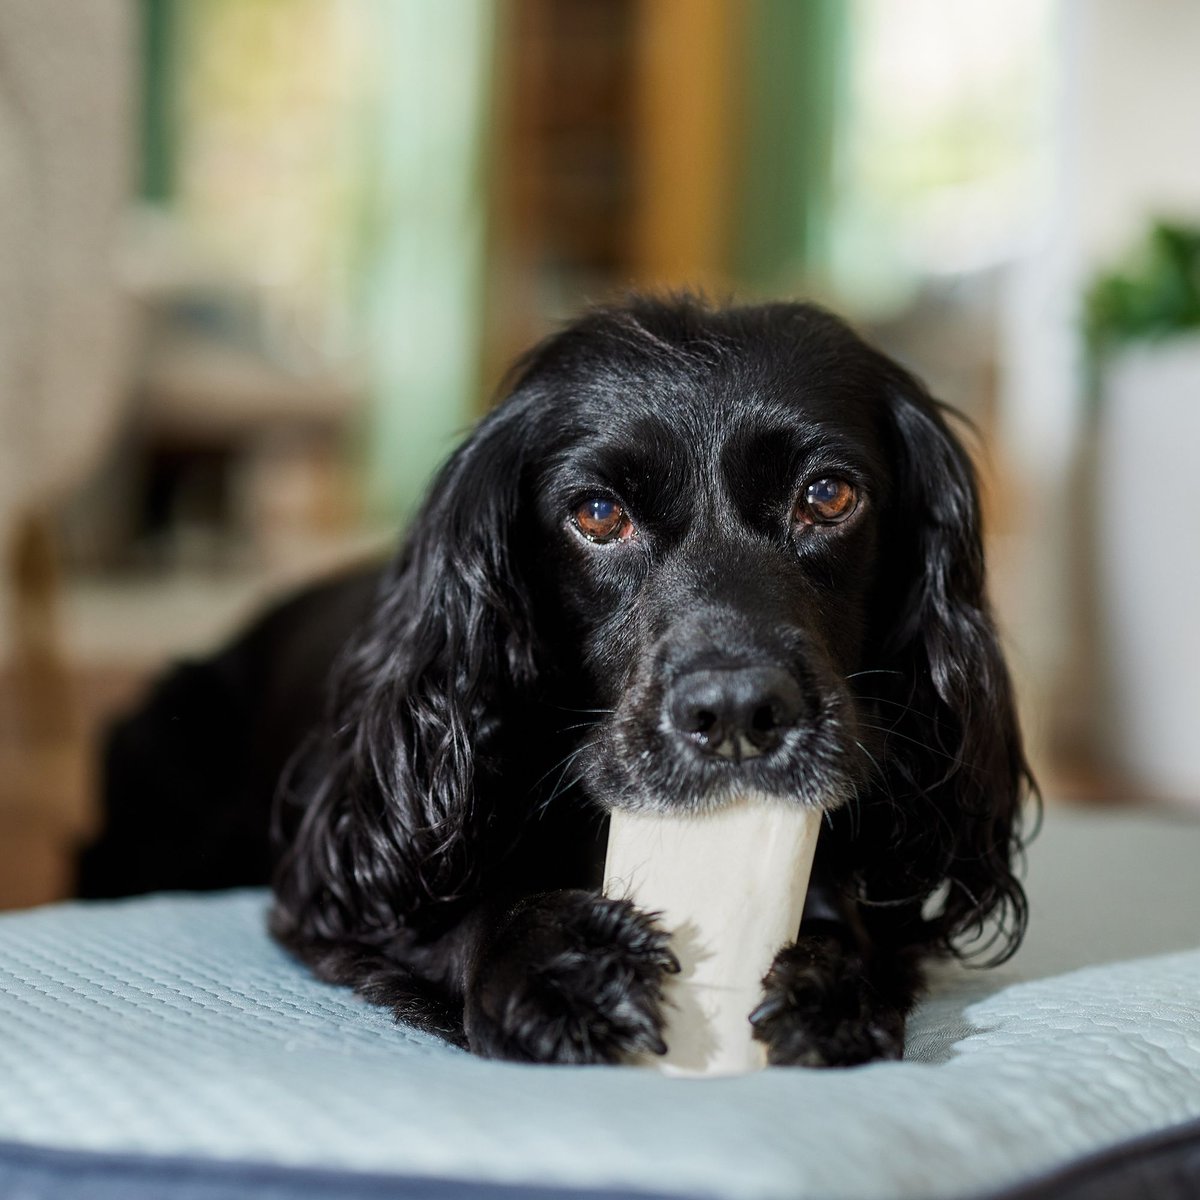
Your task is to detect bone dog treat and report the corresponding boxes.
[603,795,821,1075]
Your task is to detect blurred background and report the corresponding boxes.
[1,0,1198,908]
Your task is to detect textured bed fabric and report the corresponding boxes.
[1,808,1199,1200]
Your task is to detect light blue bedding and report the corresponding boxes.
[1,808,1198,1200]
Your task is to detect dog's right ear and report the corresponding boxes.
[271,392,543,948]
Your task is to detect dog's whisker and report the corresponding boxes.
[857,722,980,775]
[851,737,886,787]
[557,719,607,734]
[853,695,953,731]
[529,741,596,795]
[532,740,602,814]
[543,763,593,812]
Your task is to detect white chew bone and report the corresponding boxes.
[603,795,821,1075]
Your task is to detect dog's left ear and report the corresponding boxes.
[852,360,1034,963]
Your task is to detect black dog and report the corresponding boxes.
[80,295,1034,1067]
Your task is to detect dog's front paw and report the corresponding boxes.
[750,935,906,1068]
[464,891,678,1065]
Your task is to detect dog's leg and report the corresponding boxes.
[460,889,679,1065]
[270,926,469,1047]
[748,886,924,1067]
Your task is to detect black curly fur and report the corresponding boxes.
[84,295,1036,1068]
[464,893,678,1064]
[751,924,918,1067]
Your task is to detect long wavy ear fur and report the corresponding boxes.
[848,362,1036,964]
[271,395,540,949]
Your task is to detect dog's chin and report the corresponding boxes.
[580,716,862,818]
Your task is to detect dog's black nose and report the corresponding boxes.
[666,667,806,761]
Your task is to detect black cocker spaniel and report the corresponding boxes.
[80,295,1035,1068]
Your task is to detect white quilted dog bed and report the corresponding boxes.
[1,807,1199,1200]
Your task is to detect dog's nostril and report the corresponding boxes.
[750,704,778,734]
[693,709,718,735]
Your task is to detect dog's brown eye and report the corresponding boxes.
[796,478,858,526]
[573,497,634,543]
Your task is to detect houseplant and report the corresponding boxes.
[1087,221,1200,805]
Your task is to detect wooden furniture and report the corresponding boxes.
[484,0,741,393]
[0,0,135,907]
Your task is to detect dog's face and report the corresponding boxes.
[521,310,901,816]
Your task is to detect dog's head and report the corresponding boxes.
[516,301,901,818]
[299,296,1032,960]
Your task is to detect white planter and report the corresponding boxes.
[1095,338,1200,806]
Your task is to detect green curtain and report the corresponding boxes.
[139,0,178,202]
[357,2,495,521]
[732,0,846,293]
